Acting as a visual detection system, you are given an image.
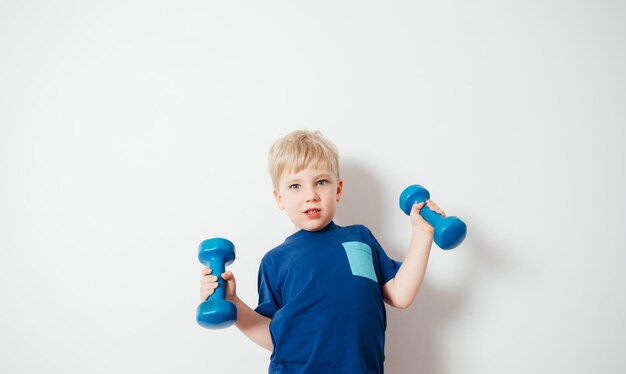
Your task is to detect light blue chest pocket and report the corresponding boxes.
[342,241,378,283]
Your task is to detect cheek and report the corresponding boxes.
[280,196,296,210]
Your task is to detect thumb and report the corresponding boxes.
[222,271,236,286]
[221,271,237,298]
[412,202,425,214]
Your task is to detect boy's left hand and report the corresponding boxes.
[410,199,445,235]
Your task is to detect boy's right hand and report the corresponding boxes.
[200,267,237,302]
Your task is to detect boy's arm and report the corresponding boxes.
[382,200,441,309]
[201,269,273,351]
[230,294,273,351]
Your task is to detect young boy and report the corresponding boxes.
[200,130,444,373]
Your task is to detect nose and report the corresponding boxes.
[305,187,320,202]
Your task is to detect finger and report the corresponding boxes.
[200,287,218,303]
[412,202,426,218]
[201,285,216,293]
[412,202,425,212]
[426,200,446,217]
[201,282,218,291]
[223,273,236,287]
[200,289,214,301]
[222,271,236,290]
[222,270,234,280]
[201,267,213,276]
[200,276,219,286]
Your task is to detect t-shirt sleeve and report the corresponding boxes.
[365,227,402,284]
[255,255,281,319]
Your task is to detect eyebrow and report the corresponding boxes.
[313,173,332,179]
[284,173,332,185]
[285,178,302,185]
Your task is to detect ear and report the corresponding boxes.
[273,189,285,210]
[336,179,343,202]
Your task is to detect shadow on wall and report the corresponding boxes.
[335,161,500,374]
[384,231,503,374]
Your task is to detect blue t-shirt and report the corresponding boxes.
[255,221,402,373]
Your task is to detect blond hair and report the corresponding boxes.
[268,130,340,189]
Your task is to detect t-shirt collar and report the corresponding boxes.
[286,221,337,241]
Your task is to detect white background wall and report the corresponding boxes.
[1,1,625,373]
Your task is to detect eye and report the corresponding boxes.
[317,179,328,186]
[289,184,301,190]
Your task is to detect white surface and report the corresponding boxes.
[1,1,625,373]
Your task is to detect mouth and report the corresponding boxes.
[304,208,321,218]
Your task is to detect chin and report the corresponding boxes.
[303,219,331,232]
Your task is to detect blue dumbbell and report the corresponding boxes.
[399,184,467,250]
[196,238,237,329]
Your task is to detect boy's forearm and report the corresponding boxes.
[231,296,273,351]
[385,231,433,309]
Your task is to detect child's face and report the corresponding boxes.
[273,167,343,232]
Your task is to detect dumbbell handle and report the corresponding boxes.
[413,201,445,227]
[206,258,226,301]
